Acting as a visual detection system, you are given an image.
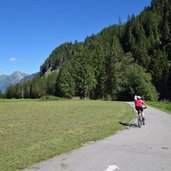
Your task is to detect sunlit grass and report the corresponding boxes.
[148,101,171,114]
[0,99,134,170]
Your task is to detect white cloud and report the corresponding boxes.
[10,57,17,62]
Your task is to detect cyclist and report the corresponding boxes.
[134,95,147,125]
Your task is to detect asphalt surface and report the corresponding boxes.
[23,102,171,171]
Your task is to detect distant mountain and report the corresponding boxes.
[0,71,29,93]
[0,75,8,82]
[20,72,38,82]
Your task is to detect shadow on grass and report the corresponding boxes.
[119,122,138,128]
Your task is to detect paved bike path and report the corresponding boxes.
[23,102,171,171]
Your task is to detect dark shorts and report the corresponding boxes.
[135,106,143,112]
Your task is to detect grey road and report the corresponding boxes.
[23,102,171,171]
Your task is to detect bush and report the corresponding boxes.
[40,95,67,101]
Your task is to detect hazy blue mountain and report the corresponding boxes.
[20,72,38,82]
[0,71,29,93]
[0,75,8,82]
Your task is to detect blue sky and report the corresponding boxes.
[0,0,151,75]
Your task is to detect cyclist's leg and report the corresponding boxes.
[141,108,145,125]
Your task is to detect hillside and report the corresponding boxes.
[0,71,28,93]
[20,73,38,83]
[0,75,8,82]
[5,0,171,101]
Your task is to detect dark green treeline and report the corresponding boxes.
[5,0,171,101]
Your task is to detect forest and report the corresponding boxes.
[5,0,171,101]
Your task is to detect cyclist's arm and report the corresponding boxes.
[142,100,147,108]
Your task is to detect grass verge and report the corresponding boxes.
[0,100,134,170]
[148,101,171,114]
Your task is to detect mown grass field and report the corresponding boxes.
[0,99,135,170]
[148,101,171,114]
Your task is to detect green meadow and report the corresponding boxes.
[0,99,134,170]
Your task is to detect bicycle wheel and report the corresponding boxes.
[142,117,145,125]
[138,115,142,128]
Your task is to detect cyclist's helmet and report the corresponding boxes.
[137,96,141,99]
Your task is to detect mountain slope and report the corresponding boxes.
[0,75,8,82]
[20,73,38,82]
[38,0,171,100]
[0,71,28,93]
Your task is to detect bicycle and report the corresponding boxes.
[137,106,147,128]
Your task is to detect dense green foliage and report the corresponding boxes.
[5,0,171,101]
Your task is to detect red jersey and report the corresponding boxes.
[135,99,142,107]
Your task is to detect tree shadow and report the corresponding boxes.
[119,122,138,128]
